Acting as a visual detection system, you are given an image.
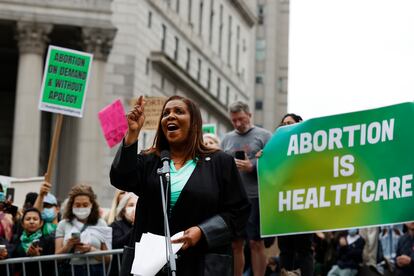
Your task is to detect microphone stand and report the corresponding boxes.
[157,167,176,276]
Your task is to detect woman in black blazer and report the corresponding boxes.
[110,95,250,275]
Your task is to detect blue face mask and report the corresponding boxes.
[41,207,56,222]
[348,229,358,236]
[0,192,4,202]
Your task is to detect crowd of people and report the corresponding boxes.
[0,96,413,276]
[0,182,135,276]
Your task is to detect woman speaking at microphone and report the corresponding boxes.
[110,95,250,275]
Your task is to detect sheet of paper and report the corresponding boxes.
[98,99,128,148]
[131,231,184,276]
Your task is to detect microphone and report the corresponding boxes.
[159,150,170,175]
[157,150,176,275]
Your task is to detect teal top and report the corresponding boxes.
[170,159,196,209]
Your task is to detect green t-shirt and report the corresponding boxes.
[170,159,196,209]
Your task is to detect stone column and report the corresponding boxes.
[11,22,52,177]
[72,27,116,197]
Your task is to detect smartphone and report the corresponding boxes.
[235,150,246,160]
[5,205,18,217]
[6,188,14,202]
[71,232,80,239]
[32,239,40,247]
[0,245,6,252]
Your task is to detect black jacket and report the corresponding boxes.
[396,233,414,276]
[111,218,134,249]
[337,235,365,270]
[11,233,55,276]
[110,142,250,275]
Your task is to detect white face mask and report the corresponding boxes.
[72,207,91,220]
[125,207,135,221]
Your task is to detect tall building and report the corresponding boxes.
[0,0,257,206]
[254,0,289,130]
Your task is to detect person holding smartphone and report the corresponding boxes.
[11,208,55,276]
[221,101,272,276]
[0,239,12,275]
[55,185,111,276]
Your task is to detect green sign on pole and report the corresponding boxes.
[202,124,217,135]
[38,46,93,117]
[258,102,414,236]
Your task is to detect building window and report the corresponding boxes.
[218,4,223,57]
[256,75,264,84]
[197,58,202,81]
[207,68,211,91]
[227,16,232,67]
[188,0,193,27]
[146,58,150,74]
[258,5,264,24]
[199,1,204,36]
[226,86,230,105]
[256,39,266,60]
[161,24,167,51]
[255,100,263,110]
[217,77,221,98]
[148,11,152,28]
[174,36,179,61]
[186,48,191,71]
[278,77,288,93]
[236,25,240,73]
[176,0,180,13]
[209,0,214,45]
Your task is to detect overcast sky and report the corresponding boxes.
[288,0,414,120]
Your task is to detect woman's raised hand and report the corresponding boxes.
[125,96,146,146]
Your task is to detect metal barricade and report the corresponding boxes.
[0,248,124,276]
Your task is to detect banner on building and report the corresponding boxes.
[258,102,414,236]
[38,45,93,117]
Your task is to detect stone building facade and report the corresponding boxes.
[254,0,289,130]
[0,0,257,206]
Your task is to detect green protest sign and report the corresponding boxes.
[202,124,216,134]
[38,46,93,117]
[258,102,414,236]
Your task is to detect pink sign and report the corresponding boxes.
[98,99,128,148]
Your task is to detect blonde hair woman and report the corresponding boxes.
[203,133,221,150]
[111,193,138,249]
[105,190,126,225]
